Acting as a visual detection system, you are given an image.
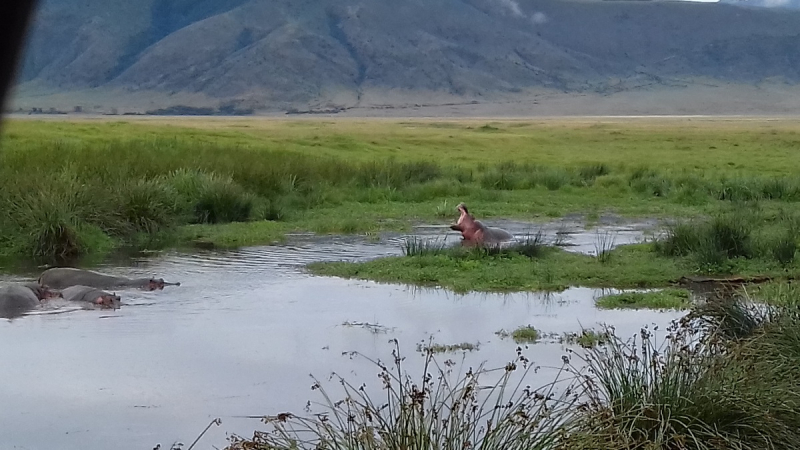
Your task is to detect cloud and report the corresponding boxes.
[531,11,548,24]
[496,0,524,17]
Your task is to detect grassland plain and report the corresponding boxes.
[4,116,800,268]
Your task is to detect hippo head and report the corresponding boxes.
[450,202,484,242]
[94,293,121,309]
[146,278,180,291]
[147,278,165,291]
[450,203,470,232]
[26,283,62,301]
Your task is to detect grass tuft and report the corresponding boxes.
[497,325,540,343]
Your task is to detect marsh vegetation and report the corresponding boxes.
[496,325,541,343]
[311,202,800,293]
[229,287,800,450]
[6,118,800,265]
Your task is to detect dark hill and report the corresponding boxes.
[13,0,800,113]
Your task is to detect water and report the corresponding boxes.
[0,221,683,450]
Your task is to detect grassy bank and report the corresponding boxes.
[227,290,800,450]
[309,205,800,292]
[5,118,800,261]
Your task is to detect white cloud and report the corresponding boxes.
[496,0,524,17]
[531,11,548,24]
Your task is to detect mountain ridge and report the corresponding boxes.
[12,0,800,114]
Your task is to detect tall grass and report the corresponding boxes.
[227,340,578,450]
[7,131,800,259]
[401,232,546,260]
[165,169,255,224]
[565,318,800,449]
[654,206,800,273]
[593,230,616,264]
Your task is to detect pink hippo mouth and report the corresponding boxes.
[456,203,469,220]
[452,203,481,241]
[95,296,121,309]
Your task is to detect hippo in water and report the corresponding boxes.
[38,267,180,291]
[450,202,514,247]
[60,286,121,309]
[0,283,61,319]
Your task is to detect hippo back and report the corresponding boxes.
[484,226,514,243]
[61,285,121,309]
[0,285,40,318]
[39,268,121,289]
[61,285,102,303]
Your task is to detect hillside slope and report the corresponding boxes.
[13,0,800,113]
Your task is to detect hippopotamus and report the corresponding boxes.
[450,202,514,247]
[60,286,121,309]
[0,283,61,319]
[38,267,180,291]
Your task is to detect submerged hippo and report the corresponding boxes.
[60,286,121,309]
[450,202,514,247]
[0,283,61,319]
[38,267,180,291]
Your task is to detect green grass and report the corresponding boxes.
[308,241,797,293]
[7,117,800,261]
[310,200,800,295]
[564,321,799,450]
[596,288,692,310]
[745,281,800,307]
[655,205,800,274]
[511,326,540,343]
[496,325,540,343]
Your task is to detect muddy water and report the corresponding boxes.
[0,221,683,450]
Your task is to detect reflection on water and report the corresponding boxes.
[0,221,680,450]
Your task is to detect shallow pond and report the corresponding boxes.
[0,220,683,450]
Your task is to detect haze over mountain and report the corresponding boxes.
[11,0,800,115]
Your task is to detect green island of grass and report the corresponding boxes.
[596,288,692,310]
[496,325,541,343]
[308,224,799,293]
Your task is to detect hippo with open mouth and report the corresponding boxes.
[0,283,62,319]
[450,202,514,247]
[38,267,180,291]
[60,285,121,309]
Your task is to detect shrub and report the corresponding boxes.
[115,179,179,233]
[165,169,254,224]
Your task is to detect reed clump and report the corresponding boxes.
[654,206,800,273]
[228,340,578,450]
